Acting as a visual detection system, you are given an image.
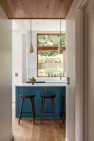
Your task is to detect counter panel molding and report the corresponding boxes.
[16,86,66,118]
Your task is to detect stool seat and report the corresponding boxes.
[20,95,35,99]
[40,94,56,98]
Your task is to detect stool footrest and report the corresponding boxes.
[21,112,33,114]
[42,112,54,113]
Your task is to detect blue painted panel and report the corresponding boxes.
[16,86,66,119]
[47,87,66,118]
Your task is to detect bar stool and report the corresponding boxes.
[62,95,66,124]
[40,94,56,123]
[18,95,35,124]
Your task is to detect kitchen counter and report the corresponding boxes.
[16,82,66,87]
[15,82,66,119]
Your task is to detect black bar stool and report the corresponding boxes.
[40,94,56,123]
[62,95,66,124]
[18,95,35,124]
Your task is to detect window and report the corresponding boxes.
[37,33,66,77]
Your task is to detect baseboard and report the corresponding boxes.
[7,132,14,141]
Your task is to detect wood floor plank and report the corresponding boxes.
[12,103,65,141]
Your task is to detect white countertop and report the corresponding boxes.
[15,82,66,87]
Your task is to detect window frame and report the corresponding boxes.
[37,33,66,77]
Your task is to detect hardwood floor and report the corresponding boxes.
[12,103,65,141]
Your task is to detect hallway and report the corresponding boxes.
[12,104,65,141]
[0,0,90,141]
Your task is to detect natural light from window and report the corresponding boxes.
[37,33,66,77]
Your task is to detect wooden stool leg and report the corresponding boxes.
[30,98,35,124]
[18,98,24,124]
[62,96,66,124]
[41,98,45,123]
[52,98,56,121]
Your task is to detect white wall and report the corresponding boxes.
[12,31,22,102]
[66,7,75,141]
[0,6,12,141]
[67,0,88,141]
[12,31,22,85]
[22,34,27,83]
[14,19,66,32]
[66,0,84,141]
[84,1,94,141]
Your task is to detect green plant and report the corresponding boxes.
[30,77,36,81]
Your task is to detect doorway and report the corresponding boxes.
[12,19,66,141]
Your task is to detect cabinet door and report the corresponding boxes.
[47,87,66,118]
[16,87,47,118]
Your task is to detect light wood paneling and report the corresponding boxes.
[12,103,65,141]
[0,0,73,19]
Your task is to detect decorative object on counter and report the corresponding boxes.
[27,20,34,53]
[29,77,36,84]
[26,81,45,83]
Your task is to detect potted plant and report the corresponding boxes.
[29,77,36,85]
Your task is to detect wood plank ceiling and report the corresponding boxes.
[0,0,73,19]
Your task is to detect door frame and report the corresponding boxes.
[75,0,88,141]
[66,0,88,141]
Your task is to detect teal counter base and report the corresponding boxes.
[16,86,66,118]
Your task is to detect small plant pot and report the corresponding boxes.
[31,80,36,85]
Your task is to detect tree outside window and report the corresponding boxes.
[37,33,66,77]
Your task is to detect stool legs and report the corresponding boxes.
[41,97,56,123]
[41,98,45,123]
[18,96,35,124]
[18,97,24,124]
[30,98,35,124]
[62,96,66,124]
[52,98,55,121]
